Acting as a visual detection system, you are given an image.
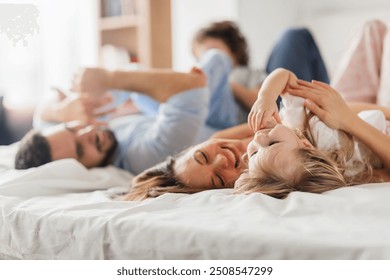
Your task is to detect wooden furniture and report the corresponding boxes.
[98,0,172,69]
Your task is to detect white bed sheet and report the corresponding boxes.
[1,144,390,260]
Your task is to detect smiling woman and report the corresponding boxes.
[123,138,249,200]
[174,138,247,189]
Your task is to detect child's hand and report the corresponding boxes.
[288,80,356,131]
[248,97,281,132]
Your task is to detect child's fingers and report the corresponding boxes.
[255,111,264,131]
[273,112,282,124]
[288,88,323,103]
[311,80,331,89]
[297,79,317,89]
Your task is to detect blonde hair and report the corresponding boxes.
[234,113,382,198]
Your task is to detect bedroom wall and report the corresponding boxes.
[172,0,390,77]
[171,0,239,70]
[296,0,390,75]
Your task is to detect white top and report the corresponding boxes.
[279,93,386,176]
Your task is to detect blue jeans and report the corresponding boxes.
[266,28,329,107]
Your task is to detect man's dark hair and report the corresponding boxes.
[15,129,52,169]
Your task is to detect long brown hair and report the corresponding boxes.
[122,155,219,201]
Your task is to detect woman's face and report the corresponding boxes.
[247,124,313,181]
[174,138,247,189]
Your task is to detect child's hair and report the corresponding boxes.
[192,20,249,66]
[234,113,382,198]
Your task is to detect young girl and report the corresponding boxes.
[234,67,390,198]
[234,19,390,198]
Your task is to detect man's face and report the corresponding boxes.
[43,122,117,168]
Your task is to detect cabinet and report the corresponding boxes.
[98,0,172,69]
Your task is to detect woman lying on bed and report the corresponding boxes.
[124,20,390,200]
[124,68,390,200]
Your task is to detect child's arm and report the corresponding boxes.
[248,68,297,131]
[289,79,390,171]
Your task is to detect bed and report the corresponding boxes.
[1,143,390,260]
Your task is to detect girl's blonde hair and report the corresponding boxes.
[234,113,382,198]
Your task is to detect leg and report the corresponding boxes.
[331,20,387,103]
[266,28,329,107]
[377,22,390,106]
[266,28,329,83]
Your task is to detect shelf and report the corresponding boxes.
[100,15,138,30]
[98,0,172,68]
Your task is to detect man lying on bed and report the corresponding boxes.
[15,66,211,173]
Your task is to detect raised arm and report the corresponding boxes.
[289,79,390,171]
[248,68,297,131]
[72,67,206,103]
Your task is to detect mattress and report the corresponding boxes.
[1,144,390,259]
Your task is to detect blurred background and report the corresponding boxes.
[1,0,390,144]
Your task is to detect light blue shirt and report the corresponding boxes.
[112,87,210,174]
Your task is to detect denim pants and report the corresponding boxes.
[266,28,329,83]
[266,28,329,107]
